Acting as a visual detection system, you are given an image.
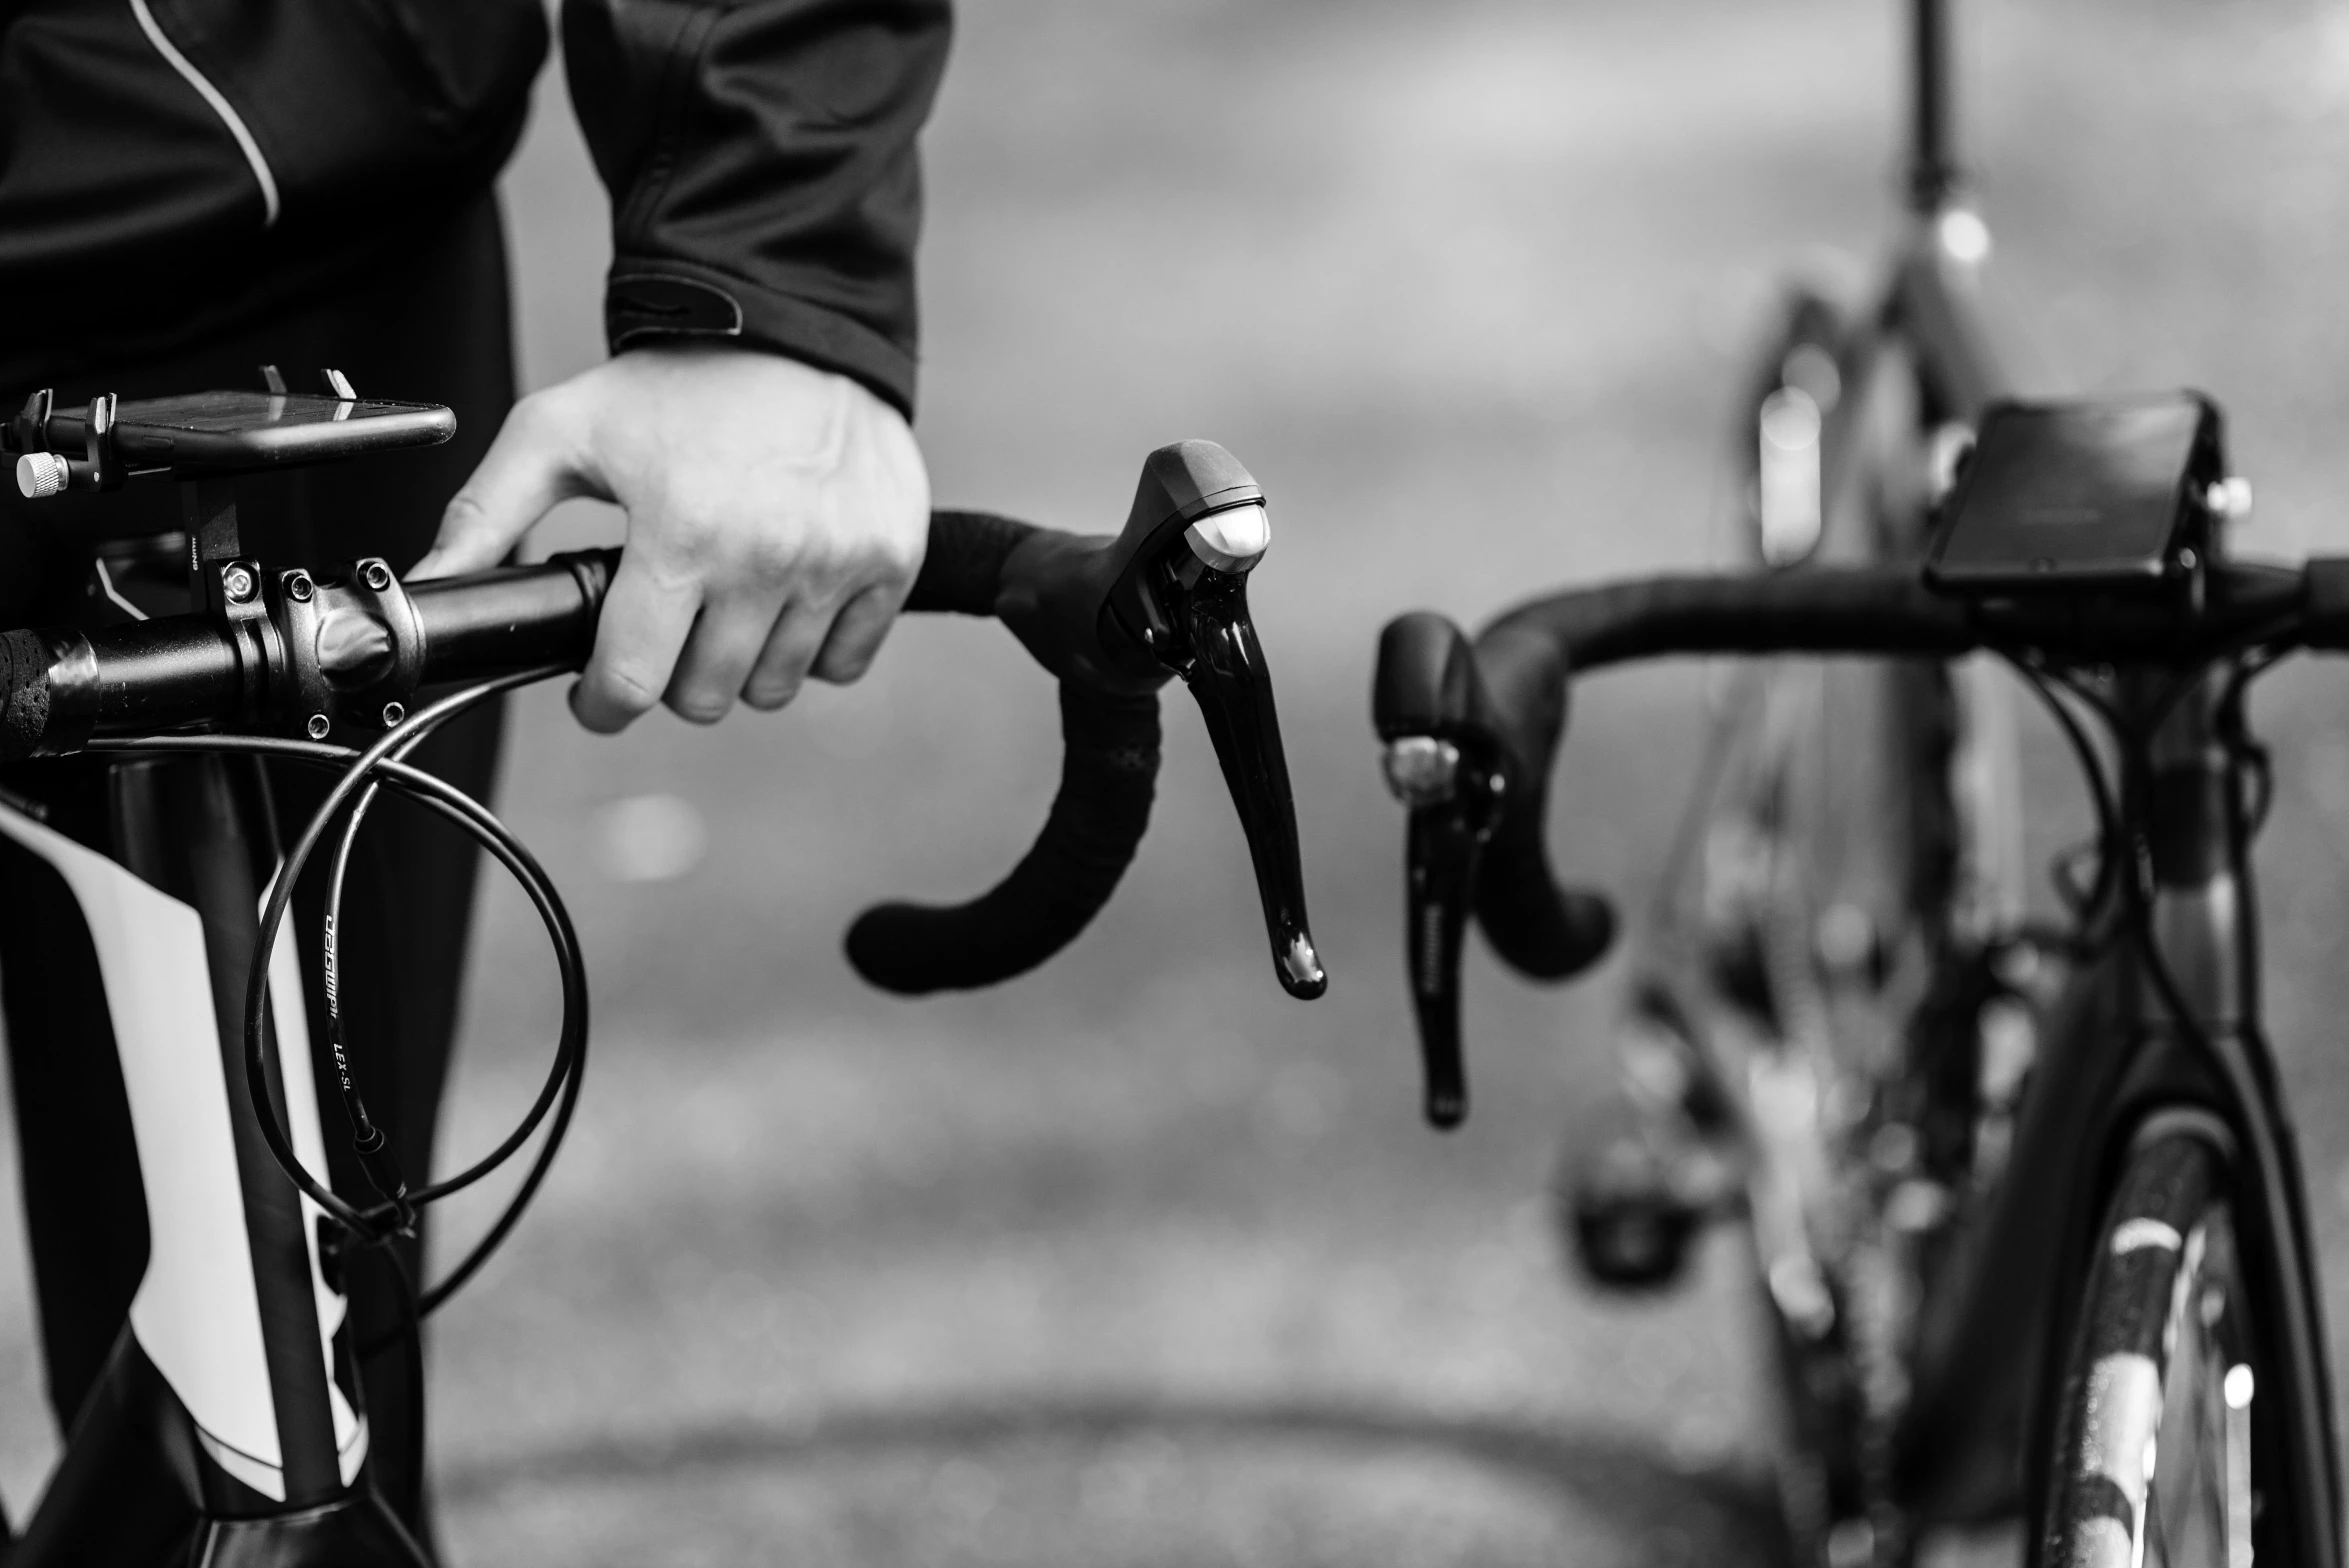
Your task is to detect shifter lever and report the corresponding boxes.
[1102,443,1326,1000]
[1373,613,1502,1127]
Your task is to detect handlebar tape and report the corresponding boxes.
[845,509,1165,994]
[2304,558,2349,649]
[0,630,51,761]
[1469,623,1616,980]
[1462,569,1972,981]
[902,509,1037,617]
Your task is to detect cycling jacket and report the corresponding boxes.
[0,0,951,416]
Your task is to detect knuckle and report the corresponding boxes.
[508,387,566,442]
[879,524,926,577]
[657,510,721,565]
[594,662,665,715]
[671,692,732,725]
[741,680,797,712]
[740,531,802,587]
[814,645,875,685]
[436,490,490,542]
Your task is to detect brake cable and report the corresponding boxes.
[85,668,590,1332]
[2003,642,2293,1068]
[2004,654,2128,953]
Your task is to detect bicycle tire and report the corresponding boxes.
[2042,1128,2254,1568]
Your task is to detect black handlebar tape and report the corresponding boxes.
[1469,622,1615,981]
[0,629,53,761]
[1463,570,1976,980]
[845,682,1160,993]
[2304,558,2349,650]
[1461,569,1980,983]
[1482,566,1976,673]
[903,510,1038,617]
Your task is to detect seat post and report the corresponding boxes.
[1910,0,1958,213]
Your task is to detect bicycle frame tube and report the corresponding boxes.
[1886,239,2004,427]
[0,757,420,1564]
[1911,0,1957,213]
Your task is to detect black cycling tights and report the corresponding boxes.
[0,192,515,1552]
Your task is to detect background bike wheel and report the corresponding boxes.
[2042,1130,2253,1568]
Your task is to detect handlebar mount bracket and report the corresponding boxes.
[272,560,426,734]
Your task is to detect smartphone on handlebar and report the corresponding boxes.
[9,387,453,497]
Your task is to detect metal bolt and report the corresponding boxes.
[381,701,406,727]
[306,713,331,740]
[286,572,314,603]
[222,565,256,603]
[2207,476,2254,521]
[360,560,392,592]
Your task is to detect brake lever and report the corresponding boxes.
[1089,442,1325,999]
[1373,613,1503,1128]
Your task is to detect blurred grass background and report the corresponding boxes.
[15,0,2349,1562]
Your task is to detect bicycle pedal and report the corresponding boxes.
[1561,1134,1737,1291]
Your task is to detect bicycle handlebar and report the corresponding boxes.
[0,443,1328,1001]
[1371,556,2349,1127]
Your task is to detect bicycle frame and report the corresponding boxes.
[1891,645,2343,1568]
[0,756,412,1562]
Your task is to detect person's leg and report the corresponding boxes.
[0,192,516,1545]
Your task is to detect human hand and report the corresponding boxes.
[412,345,930,731]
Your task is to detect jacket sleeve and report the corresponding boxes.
[561,0,952,418]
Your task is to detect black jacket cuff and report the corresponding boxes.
[605,260,919,420]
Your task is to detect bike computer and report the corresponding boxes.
[45,390,453,472]
[8,385,455,497]
[1925,393,2222,597]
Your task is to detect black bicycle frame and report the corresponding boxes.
[1911,0,1957,214]
[1892,631,2342,1567]
[0,753,417,1563]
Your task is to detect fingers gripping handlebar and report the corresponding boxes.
[0,443,1326,1001]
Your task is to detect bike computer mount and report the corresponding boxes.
[1925,393,2237,601]
[6,370,454,620]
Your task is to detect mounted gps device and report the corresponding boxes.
[1924,393,2224,598]
[5,370,460,619]
[8,379,453,498]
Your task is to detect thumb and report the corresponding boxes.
[411,390,600,580]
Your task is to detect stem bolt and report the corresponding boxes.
[306,713,331,740]
[381,701,406,727]
[360,560,392,592]
[286,572,314,603]
[222,565,256,603]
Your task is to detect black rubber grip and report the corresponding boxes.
[845,682,1160,993]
